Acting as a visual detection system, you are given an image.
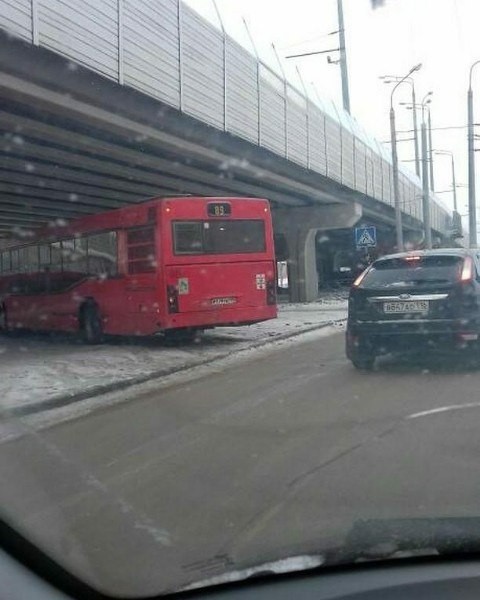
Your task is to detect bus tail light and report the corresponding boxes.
[167,285,179,313]
[266,279,276,305]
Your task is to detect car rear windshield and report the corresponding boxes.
[173,220,266,255]
[360,255,465,289]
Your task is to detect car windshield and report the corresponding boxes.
[361,256,464,288]
[1,0,480,597]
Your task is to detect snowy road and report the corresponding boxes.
[2,327,480,596]
[0,297,347,416]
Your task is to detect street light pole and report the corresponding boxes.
[420,94,432,249]
[433,150,458,214]
[390,63,422,251]
[337,0,350,113]
[411,84,420,179]
[380,75,420,178]
[451,153,458,212]
[390,106,403,250]
[468,60,480,248]
[428,108,434,191]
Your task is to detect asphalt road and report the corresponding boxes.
[2,329,480,596]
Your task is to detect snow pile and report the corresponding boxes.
[0,298,347,415]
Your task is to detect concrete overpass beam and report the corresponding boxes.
[273,203,362,302]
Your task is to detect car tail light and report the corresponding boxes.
[346,331,359,347]
[266,279,276,305]
[460,256,474,283]
[167,284,179,313]
[352,267,370,288]
[457,332,479,342]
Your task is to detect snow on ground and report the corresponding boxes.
[0,297,347,416]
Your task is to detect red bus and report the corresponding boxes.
[0,197,277,343]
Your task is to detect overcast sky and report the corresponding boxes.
[185,0,480,228]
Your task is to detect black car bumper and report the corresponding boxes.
[346,319,480,358]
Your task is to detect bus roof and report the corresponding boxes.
[4,196,270,247]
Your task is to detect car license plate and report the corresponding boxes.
[383,300,429,314]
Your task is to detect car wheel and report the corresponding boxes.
[351,355,375,371]
[81,304,103,344]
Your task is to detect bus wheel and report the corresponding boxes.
[80,303,103,344]
[0,305,7,332]
[164,328,198,344]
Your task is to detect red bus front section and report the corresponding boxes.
[0,197,277,339]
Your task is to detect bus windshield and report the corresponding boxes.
[173,219,266,255]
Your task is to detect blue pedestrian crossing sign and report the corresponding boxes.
[355,226,377,248]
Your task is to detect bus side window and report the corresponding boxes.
[62,238,89,274]
[88,232,118,277]
[39,245,51,271]
[1,249,11,273]
[50,242,62,272]
[25,245,39,273]
[11,249,19,273]
[127,227,156,274]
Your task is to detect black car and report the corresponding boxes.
[346,249,480,370]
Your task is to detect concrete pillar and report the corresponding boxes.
[273,203,362,303]
[285,228,318,302]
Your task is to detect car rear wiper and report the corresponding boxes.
[411,278,452,284]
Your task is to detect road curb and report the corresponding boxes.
[7,318,346,418]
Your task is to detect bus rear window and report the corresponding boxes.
[173,220,266,255]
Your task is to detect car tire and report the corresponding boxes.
[81,303,103,345]
[351,355,375,371]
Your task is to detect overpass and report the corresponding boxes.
[0,0,453,301]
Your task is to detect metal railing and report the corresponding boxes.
[0,0,451,233]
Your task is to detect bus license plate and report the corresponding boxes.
[211,297,237,306]
[383,300,429,314]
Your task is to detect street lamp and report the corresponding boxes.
[434,149,463,239]
[402,93,433,190]
[433,150,457,211]
[403,93,433,248]
[380,74,420,177]
[389,63,422,251]
[467,59,480,247]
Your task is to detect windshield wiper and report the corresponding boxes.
[180,555,325,591]
[181,518,480,593]
[324,517,480,566]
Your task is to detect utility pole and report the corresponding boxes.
[389,63,422,251]
[428,108,434,191]
[421,109,432,248]
[451,153,458,212]
[285,1,351,113]
[468,60,480,248]
[337,0,350,113]
[411,84,420,179]
[381,76,421,178]
[390,107,403,250]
